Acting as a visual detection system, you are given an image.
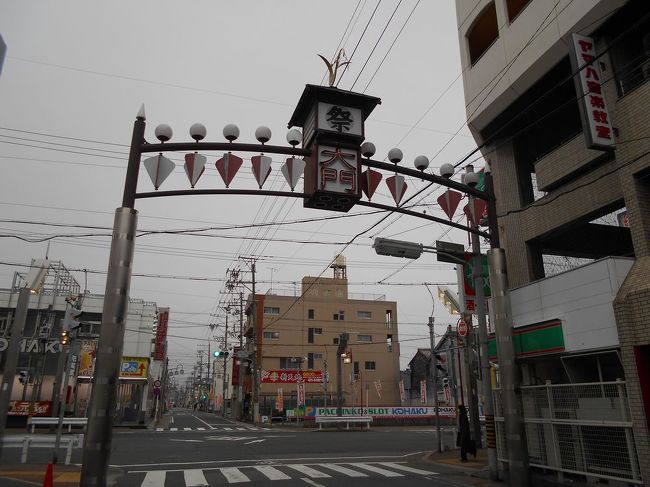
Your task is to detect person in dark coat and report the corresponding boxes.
[457,405,474,461]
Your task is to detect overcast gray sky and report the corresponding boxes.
[0,1,482,373]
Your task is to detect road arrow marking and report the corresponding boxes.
[244,439,266,445]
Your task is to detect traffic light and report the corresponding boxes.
[18,370,28,385]
[63,306,83,331]
[61,328,69,346]
[213,351,221,357]
[442,377,449,388]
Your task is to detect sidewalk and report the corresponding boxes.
[0,464,80,486]
[427,448,502,486]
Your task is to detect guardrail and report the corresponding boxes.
[2,434,84,465]
[28,417,87,433]
[315,416,372,430]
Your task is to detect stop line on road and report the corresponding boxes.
[132,461,439,486]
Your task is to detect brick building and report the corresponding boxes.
[455,0,650,482]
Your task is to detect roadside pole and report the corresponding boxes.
[428,317,442,453]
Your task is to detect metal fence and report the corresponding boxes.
[493,380,642,484]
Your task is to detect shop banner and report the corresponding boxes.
[153,308,169,360]
[78,340,98,378]
[420,380,427,404]
[297,383,305,406]
[315,406,456,418]
[9,400,52,416]
[261,369,323,383]
[120,356,149,379]
[276,388,284,412]
[398,380,405,403]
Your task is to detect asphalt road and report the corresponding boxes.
[2,409,478,487]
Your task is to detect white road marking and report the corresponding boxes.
[184,427,192,431]
[254,465,291,480]
[301,478,326,487]
[191,413,216,429]
[223,427,233,430]
[376,462,439,475]
[170,439,203,443]
[117,451,428,468]
[286,465,331,478]
[141,470,166,486]
[220,467,250,483]
[184,468,209,486]
[169,427,178,431]
[155,428,163,431]
[350,463,404,477]
[197,427,205,431]
[244,439,265,445]
[236,427,246,431]
[319,463,368,477]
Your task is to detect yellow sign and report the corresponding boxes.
[77,340,97,378]
[119,356,149,379]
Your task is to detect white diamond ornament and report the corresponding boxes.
[251,155,273,189]
[184,153,206,188]
[281,157,306,191]
[143,154,175,190]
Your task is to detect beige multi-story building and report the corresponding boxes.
[243,257,400,416]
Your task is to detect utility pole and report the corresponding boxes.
[446,325,459,406]
[222,313,229,416]
[462,315,482,453]
[237,292,244,420]
[336,333,349,417]
[467,167,498,479]
[428,317,442,453]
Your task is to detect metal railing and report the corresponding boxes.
[493,380,642,484]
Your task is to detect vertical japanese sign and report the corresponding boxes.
[297,382,305,407]
[398,380,405,404]
[420,380,427,404]
[570,33,615,150]
[231,347,240,386]
[276,388,284,412]
[77,340,98,378]
[154,308,169,360]
[374,380,382,399]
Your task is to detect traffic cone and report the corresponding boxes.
[42,463,53,487]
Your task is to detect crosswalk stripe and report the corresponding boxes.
[170,427,178,431]
[350,463,404,477]
[285,464,331,478]
[197,427,206,431]
[254,465,291,480]
[376,462,439,475]
[236,427,246,431]
[184,469,209,486]
[318,463,368,477]
[141,470,166,486]
[155,428,163,431]
[220,467,250,483]
[184,427,192,431]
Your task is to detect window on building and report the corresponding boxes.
[354,361,360,378]
[467,2,498,65]
[506,0,532,23]
[263,331,279,340]
[333,337,339,345]
[264,306,280,315]
[333,311,345,321]
[280,357,301,370]
[387,335,393,352]
[610,12,650,96]
[335,288,344,298]
[308,309,315,320]
[307,327,322,344]
[386,309,392,329]
[307,352,323,369]
[365,361,376,371]
[357,311,372,320]
[357,335,372,342]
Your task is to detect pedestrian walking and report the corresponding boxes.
[457,405,475,461]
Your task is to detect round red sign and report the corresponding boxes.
[458,320,468,337]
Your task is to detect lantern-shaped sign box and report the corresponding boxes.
[287,85,381,212]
